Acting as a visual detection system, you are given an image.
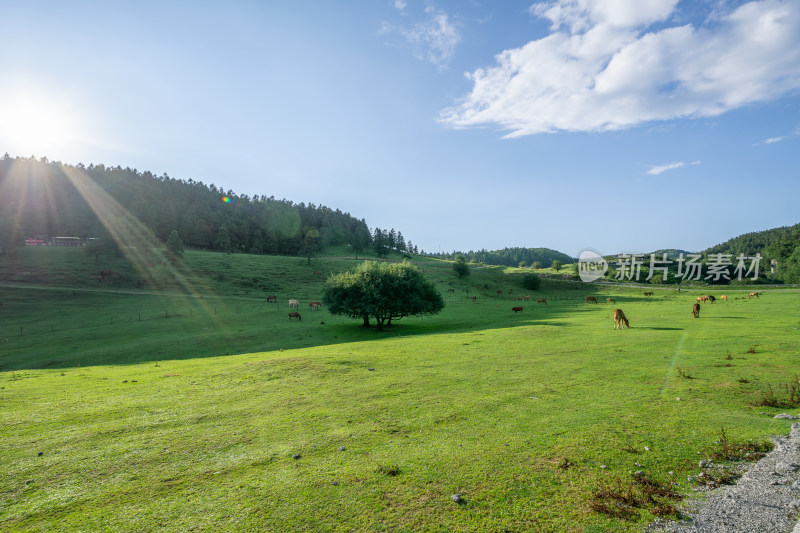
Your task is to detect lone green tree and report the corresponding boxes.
[552,260,562,272]
[453,254,470,278]
[166,229,184,259]
[299,226,320,265]
[323,261,445,331]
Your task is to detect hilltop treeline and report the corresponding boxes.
[0,155,381,256]
[705,222,800,283]
[429,247,573,268]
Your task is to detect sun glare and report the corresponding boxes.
[0,92,79,158]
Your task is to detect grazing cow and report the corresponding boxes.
[288,299,299,307]
[508,289,513,294]
[288,312,302,320]
[100,270,112,278]
[497,290,503,296]
[523,295,531,301]
[267,295,277,303]
[720,295,727,301]
[692,303,700,318]
[512,306,523,313]
[470,296,477,302]
[607,298,615,303]
[748,292,760,299]
[447,288,455,293]
[314,271,322,277]
[517,296,523,301]
[309,301,321,310]
[585,296,597,304]
[537,298,547,304]
[613,309,629,329]
[707,295,716,303]
[643,291,654,296]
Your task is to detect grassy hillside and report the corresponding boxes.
[1,248,798,532]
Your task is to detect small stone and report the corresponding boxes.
[332,481,339,486]
[700,460,709,468]
[451,494,462,503]
[600,465,607,469]
[634,470,644,477]
[774,413,800,420]
[338,446,346,451]
[367,368,375,371]
[37,451,43,457]
[635,463,642,467]
[677,397,681,401]
[644,446,650,451]
[292,454,301,460]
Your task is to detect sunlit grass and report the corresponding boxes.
[1,249,798,531]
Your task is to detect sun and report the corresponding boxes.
[0,90,80,158]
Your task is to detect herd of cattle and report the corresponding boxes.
[267,287,764,327]
[265,296,324,321]
[508,289,764,329]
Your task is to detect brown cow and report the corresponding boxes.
[643,291,654,296]
[692,303,700,318]
[266,295,277,303]
[748,292,760,299]
[512,306,523,313]
[314,271,322,276]
[585,296,597,304]
[613,309,629,329]
[523,295,531,301]
[606,298,615,303]
[720,295,727,301]
[537,298,547,304]
[288,312,302,320]
[309,301,321,310]
[707,295,716,303]
[470,296,477,301]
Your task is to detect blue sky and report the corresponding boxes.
[1,0,798,257]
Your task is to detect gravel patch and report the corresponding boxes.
[648,422,800,533]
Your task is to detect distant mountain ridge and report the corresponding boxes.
[430,247,573,268]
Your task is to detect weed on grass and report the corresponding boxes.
[376,464,400,477]
[675,367,694,379]
[707,427,773,463]
[755,378,800,408]
[590,472,682,521]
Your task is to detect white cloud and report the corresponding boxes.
[382,4,461,67]
[393,0,407,11]
[764,136,786,144]
[647,161,684,175]
[441,0,800,136]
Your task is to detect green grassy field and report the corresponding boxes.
[1,248,798,532]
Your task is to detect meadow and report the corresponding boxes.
[1,247,798,532]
